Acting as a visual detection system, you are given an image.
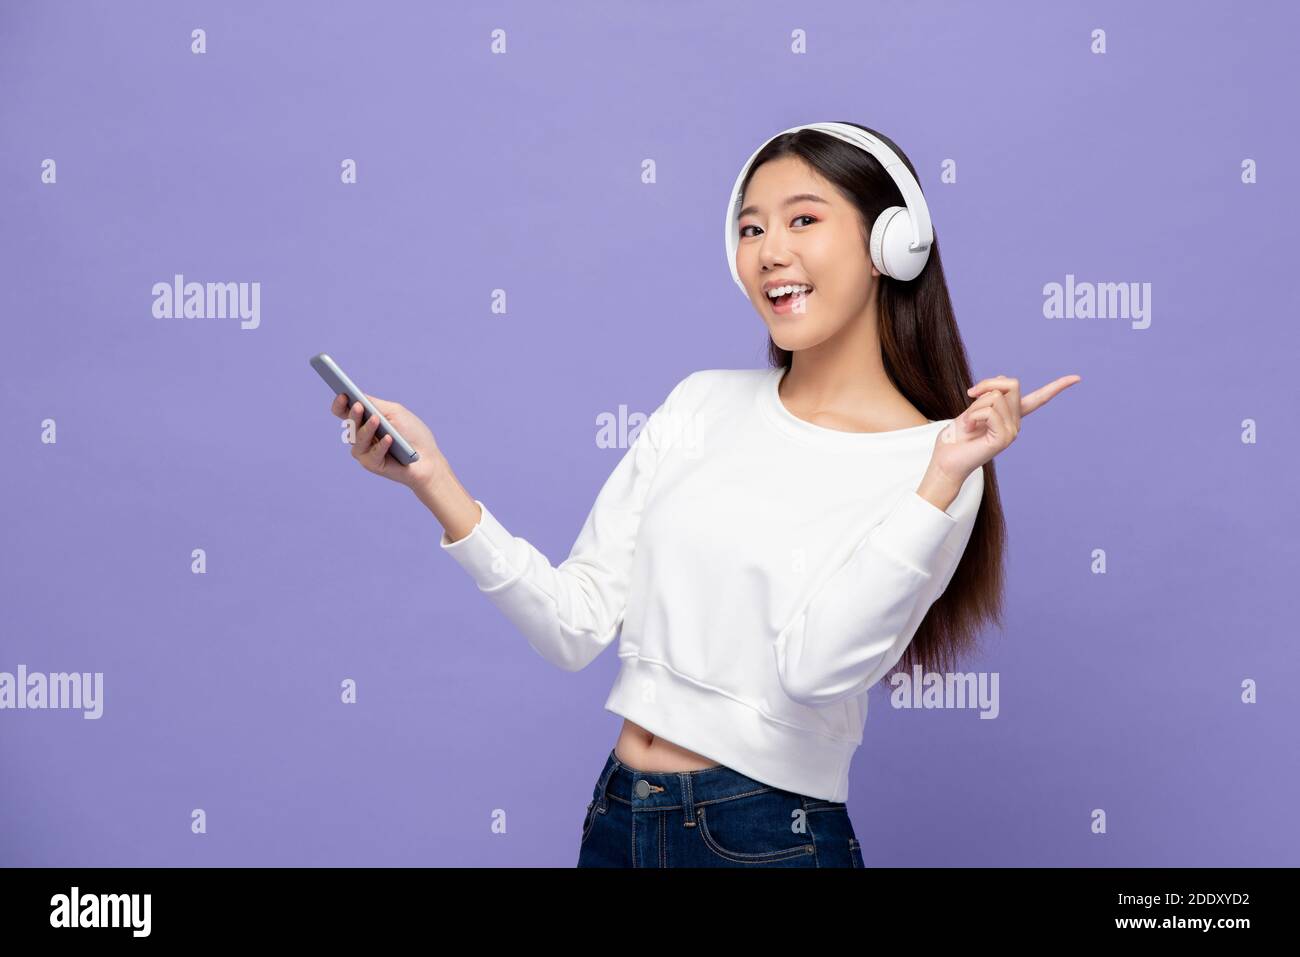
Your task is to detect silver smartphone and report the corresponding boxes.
[310,353,420,466]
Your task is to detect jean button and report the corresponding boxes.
[634,779,651,799]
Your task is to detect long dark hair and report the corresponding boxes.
[739,121,1006,678]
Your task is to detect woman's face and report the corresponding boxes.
[735,155,880,352]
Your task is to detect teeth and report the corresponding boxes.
[766,284,813,299]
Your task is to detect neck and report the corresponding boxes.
[780,299,901,414]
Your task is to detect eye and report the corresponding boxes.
[739,214,817,239]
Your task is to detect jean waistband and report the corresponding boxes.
[593,748,847,812]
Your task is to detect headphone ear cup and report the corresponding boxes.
[870,205,930,282]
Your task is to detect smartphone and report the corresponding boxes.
[310,353,420,466]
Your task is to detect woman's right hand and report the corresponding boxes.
[329,393,447,492]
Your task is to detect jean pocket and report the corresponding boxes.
[695,791,816,864]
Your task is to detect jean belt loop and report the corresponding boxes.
[679,772,697,828]
[594,754,619,813]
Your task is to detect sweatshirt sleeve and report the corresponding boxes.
[773,463,984,708]
[437,372,697,672]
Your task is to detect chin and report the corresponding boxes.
[767,322,828,353]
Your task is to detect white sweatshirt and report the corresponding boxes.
[439,367,984,802]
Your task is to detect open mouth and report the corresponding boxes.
[768,287,813,312]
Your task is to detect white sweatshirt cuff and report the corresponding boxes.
[868,489,958,575]
[438,499,519,590]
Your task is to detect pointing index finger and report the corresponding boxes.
[1021,375,1082,415]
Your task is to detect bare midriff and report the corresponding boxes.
[613,718,722,772]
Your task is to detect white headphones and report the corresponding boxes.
[724,121,935,292]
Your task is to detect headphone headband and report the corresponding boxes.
[724,122,935,290]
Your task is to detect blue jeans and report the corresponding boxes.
[576,747,865,868]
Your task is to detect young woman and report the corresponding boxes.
[325,122,1079,867]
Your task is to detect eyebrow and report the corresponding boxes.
[738,193,829,219]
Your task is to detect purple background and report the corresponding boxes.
[2,0,1296,867]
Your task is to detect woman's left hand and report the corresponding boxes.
[930,374,1082,484]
